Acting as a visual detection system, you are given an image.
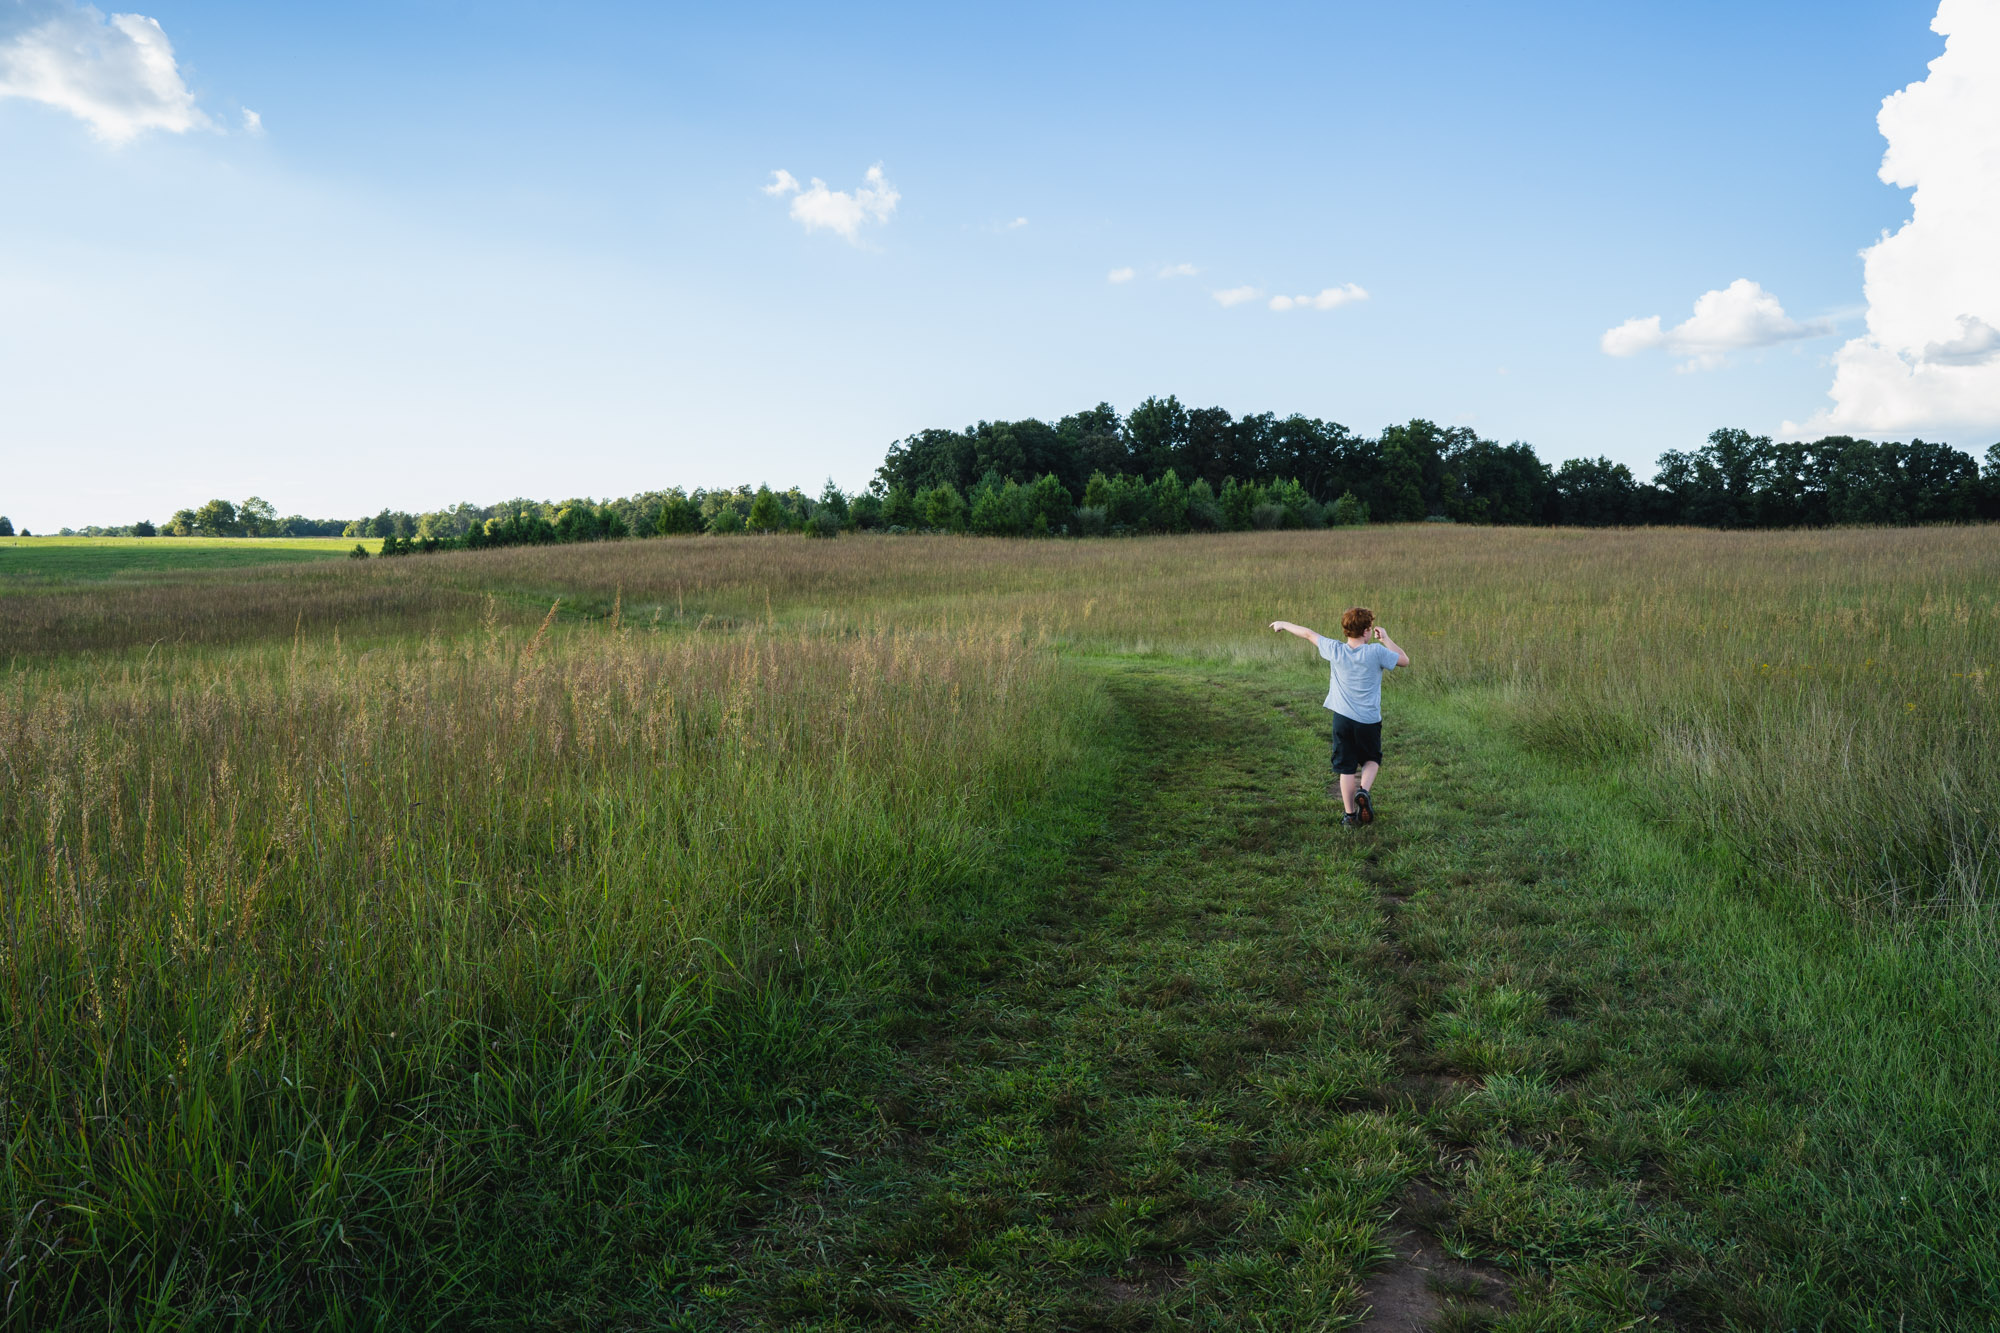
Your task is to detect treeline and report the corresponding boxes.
[873,399,2000,529]
[28,398,2000,545]
[53,498,349,539]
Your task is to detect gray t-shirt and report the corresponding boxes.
[1317,636,1399,723]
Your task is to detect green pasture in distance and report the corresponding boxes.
[0,536,381,583]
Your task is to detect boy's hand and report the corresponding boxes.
[1368,626,1384,641]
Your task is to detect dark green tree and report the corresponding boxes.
[1124,395,1189,480]
[1330,491,1368,526]
[1151,468,1190,532]
[882,486,918,529]
[195,498,240,536]
[1027,474,1073,532]
[915,483,967,532]
[655,491,702,534]
[238,496,277,536]
[747,486,786,533]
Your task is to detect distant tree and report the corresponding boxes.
[1056,402,1128,481]
[816,478,850,524]
[1330,491,1368,526]
[1268,477,1320,528]
[848,492,884,529]
[349,542,370,559]
[916,483,967,532]
[1124,395,1190,481]
[195,498,240,536]
[238,496,277,536]
[1218,477,1258,531]
[1185,477,1222,531]
[1375,421,1452,521]
[166,508,198,536]
[1027,473,1074,532]
[132,519,157,536]
[706,506,745,535]
[1150,468,1190,532]
[0,516,12,537]
[554,502,605,542]
[1442,438,1549,525]
[806,507,842,538]
[970,473,1034,536]
[747,486,786,533]
[875,428,978,496]
[655,490,702,534]
[1550,458,1639,526]
[881,486,918,529]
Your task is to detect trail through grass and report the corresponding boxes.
[710,661,2000,1330]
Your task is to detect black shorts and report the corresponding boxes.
[1330,711,1383,775]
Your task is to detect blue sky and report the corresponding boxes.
[3,0,1992,529]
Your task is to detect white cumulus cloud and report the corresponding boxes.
[1107,266,1134,283]
[1601,278,1831,371]
[0,1,209,143]
[1212,285,1263,307]
[1788,0,2000,437]
[1269,284,1368,312]
[1158,262,1198,278]
[762,163,899,243]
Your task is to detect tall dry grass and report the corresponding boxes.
[0,609,1095,1321]
[385,526,1998,915]
[11,526,1995,912]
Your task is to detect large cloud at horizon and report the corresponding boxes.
[1787,0,2000,440]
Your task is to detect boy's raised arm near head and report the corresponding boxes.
[1269,620,1322,645]
[1368,625,1412,667]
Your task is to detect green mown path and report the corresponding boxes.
[693,662,1976,1331]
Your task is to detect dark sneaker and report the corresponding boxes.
[1341,812,1362,828]
[1355,789,1374,825]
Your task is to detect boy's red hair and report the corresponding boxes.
[1341,606,1374,638]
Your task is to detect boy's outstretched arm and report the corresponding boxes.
[1269,620,1322,645]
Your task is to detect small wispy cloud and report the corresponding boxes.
[1107,266,1135,283]
[1158,262,1198,278]
[0,0,211,143]
[1602,278,1831,371]
[1007,216,1027,229]
[240,107,263,135]
[1269,284,1368,312]
[762,163,900,244]
[1212,285,1263,307]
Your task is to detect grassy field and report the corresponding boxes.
[3,526,1995,1328]
[0,535,376,584]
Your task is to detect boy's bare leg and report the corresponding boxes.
[1338,773,1360,813]
[1359,761,1380,792]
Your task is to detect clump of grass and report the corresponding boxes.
[0,616,1097,1323]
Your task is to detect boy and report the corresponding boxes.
[1268,608,1409,825]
